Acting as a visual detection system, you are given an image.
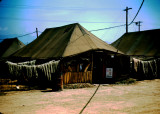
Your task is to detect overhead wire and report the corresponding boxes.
[90,24,126,32]
[0,1,144,25]
[0,31,41,41]
[100,9,125,44]
[16,31,36,38]
[128,0,145,26]
[0,0,145,41]
[90,0,145,32]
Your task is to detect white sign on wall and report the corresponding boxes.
[106,68,113,78]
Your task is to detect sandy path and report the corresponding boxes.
[0,79,160,114]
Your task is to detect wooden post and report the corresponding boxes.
[36,28,38,39]
[124,7,132,33]
[135,21,142,32]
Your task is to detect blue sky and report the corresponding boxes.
[0,0,160,44]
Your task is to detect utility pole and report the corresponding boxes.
[124,7,132,33]
[36,28,38,39]
[135,21,142,32]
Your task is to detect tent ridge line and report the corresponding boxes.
[62,24,77,57]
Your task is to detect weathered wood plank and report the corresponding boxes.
[62,71,92,84]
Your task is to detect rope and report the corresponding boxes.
[79,84,100,114]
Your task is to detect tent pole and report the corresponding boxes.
[91,52,94,83]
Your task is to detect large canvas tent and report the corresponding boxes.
[8,23,129,85]
[111,29,160,80]
[0,38,25,79]
[11,23,123,59]
[0,38,25,58]
[111,29,160,57]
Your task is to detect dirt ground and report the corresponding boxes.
[0,79,160,114]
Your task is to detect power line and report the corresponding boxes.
[90,24,126,32]
[0,30,43,41]
[90,0,145,32]
[0,0,145,39]
[16,31,36,38]
[0,30,43,39]
[115,0,144,53]
[0,31,37,41]
[128,0,145,25]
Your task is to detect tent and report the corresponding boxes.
[0,38,25,79]
[111,29,160,80]
[9,23,129,84]
[0,38,25,58]
[111,29,160,58]
[11,23,123,59]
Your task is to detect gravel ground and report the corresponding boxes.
[0,79,160,114]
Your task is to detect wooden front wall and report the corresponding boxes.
[63,71,92,84]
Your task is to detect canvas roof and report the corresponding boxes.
[111,29,160,57]
[11,23,123,59]
[0,38,25,58]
